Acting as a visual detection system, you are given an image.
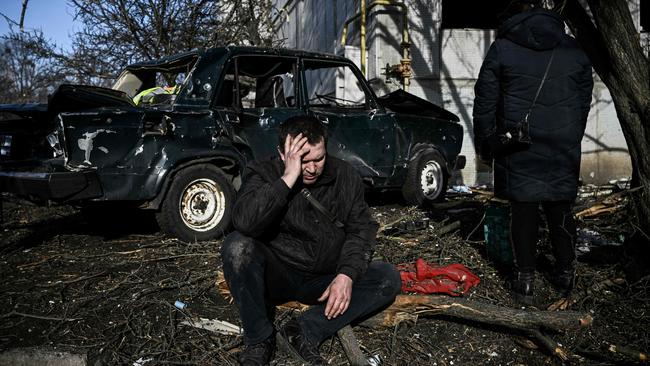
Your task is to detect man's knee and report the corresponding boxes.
[370,262,402,298]
[221,231,258,273]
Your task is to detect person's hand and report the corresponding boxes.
[280,133,309,188]
[318,274,353,320]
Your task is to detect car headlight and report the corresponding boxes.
[0,134,11,156]
[46,130,64,157]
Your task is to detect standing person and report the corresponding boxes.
[220,115,402,365]
[473,0,593,305]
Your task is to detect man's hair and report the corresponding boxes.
[278,115,328,152]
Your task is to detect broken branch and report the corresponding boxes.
[359,295,592,333]
[1,310,81,322]
[436,220,461,236]
[336,325,369,366]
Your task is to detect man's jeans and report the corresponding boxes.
[220,231,402,345]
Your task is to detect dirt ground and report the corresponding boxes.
[0,186,648,366]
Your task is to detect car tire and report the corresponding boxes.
[156,164,234,242]
[402,150,448,206]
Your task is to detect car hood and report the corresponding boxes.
[376,89,460,122]
[47,84,135,112]
[0,103,48,120]
[0,84,135,120]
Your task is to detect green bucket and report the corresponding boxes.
[483,202,513,266]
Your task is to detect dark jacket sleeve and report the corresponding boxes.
[473,42,501,160]
[231,167,291,238]
[578,60,593,124]
[335,172,378,282]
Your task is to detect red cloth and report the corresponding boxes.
[398,258,480,296]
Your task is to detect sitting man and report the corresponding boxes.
[221,115,401,366]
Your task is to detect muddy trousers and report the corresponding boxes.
[220,231,402,346]
[510,201,577,273]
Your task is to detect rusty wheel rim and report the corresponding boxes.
[420,160,444,200]
[179,178,226,232]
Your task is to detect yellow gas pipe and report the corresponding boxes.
[340,0,411,90]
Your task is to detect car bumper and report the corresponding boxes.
[0,170,102,202]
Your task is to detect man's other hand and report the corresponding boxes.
[280,133,309,188]
[318,273,352,320]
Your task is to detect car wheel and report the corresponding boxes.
[402,150,448,206]
[156,164,234,242]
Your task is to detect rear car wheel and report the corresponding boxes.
[156,164,234,242]
[402,150,448,206]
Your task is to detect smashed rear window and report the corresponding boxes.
[113,53,200,107]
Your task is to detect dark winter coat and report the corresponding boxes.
[473,8,593,202]
[231,155,377,282]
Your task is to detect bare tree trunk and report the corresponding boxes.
[560,0,650,236]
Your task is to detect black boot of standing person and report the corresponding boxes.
[511,270,535,306]
[550,265,576,297]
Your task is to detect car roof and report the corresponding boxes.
[124,46,351,70]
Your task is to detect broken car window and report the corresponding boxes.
[303,61,367,108]
[113,54,205,107]
[214,56,297,109]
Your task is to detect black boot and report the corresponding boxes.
[239,334,276,366]
[278,317,326,366]
[550,267,575,297]
[511,271,535,306]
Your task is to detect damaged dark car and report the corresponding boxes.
[0,47,465,242]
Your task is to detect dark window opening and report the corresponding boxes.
[303,60,368,108]
[215,56,297,109]
[442,0,513,29]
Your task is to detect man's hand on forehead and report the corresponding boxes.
[281,132,309,188]
[284,133,310,157]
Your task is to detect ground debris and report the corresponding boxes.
[1,186,649,365]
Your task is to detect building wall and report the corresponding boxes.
[438,29,633,185]
[272,0,636,186]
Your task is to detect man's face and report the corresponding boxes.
[299,140,326,185]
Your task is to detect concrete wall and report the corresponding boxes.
[271,0,636,186]
[438,29,632,186]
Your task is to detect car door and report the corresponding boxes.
[213,55,303,162]
[61,109,145,169]
[301,58,398,185]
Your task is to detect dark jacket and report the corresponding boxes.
[231,155,377,282]
[473,8,593,202]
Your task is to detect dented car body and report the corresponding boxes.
[0,47,465,242]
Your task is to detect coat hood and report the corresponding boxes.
[498,8,565,50]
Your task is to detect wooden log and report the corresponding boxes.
[607,344,648,363]
[436,220,461,236]
[359,295,592,333]
[337,325,369,366]
[574,203,621,218]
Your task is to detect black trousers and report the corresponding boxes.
[509,201,577,273]
[220,231,402,345]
